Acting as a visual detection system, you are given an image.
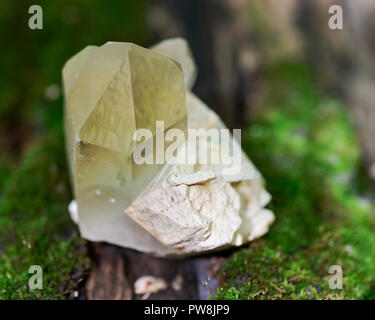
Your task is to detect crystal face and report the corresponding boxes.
[63,42,187,253]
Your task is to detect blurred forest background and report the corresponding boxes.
[1,0,375,299]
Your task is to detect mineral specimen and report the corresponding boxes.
[64,38,274,256]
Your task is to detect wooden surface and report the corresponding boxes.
[85,242,226,300]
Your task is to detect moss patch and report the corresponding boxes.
[214,62,375,300]
[0,130,90,300]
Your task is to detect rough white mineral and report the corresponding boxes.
[134,276,168,299]
[64,38,274,256]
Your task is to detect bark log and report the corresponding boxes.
[86,243,132,300]
[85,243,225,299]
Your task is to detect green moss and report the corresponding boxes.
[214,62,375,300]
[0,129,90,300]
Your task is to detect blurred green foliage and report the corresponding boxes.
[0,0,149,299]
[0,0,148,134]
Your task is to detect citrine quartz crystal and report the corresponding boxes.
[63,42,187,254]
[63,38,274,256]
